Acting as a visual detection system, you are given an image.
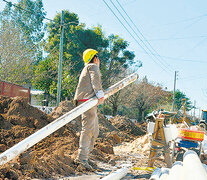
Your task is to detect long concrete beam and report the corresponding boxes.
[0,73,138,165]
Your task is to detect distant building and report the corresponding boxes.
[0,80,30,102]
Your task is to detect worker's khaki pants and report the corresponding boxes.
[77,103,99,161]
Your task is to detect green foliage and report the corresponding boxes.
[43,10,140,103]
[32,58,57,93]
[174,90,193,111]
[35,10,110,100]
[101,34,137,88]
[1,3,141,106]
[0,0,45,85]
[100,104,113,115]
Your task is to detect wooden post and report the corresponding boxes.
[148,117,172,168]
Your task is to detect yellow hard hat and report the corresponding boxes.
[83,49,98,65]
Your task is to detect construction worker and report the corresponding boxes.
[74,49,104,170]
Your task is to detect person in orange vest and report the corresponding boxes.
[74,49,104,170]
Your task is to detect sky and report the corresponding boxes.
[1,0,207,116]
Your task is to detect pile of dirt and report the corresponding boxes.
[0,97,82,179]
[136,121,148,133]
[51,101,75,119]
[0,96,53,129]
[50,100,81,134]
[109,115,145,136]
[98,113,118,133]
[0,98,145,179]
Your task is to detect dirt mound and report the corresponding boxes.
[0,125,36,151]
[98,113,118,133]
[0,98,146,179]
[51,100,81,133]
[0,96,12,113]
[0,96,82,179]
[51,100,75,119]
[136,121,148,133]
[0,98,118,179]
[110,115,145,136]
[0,96,53,130]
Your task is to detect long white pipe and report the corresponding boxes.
[0,73,138,165]
[159,168,169,180]
[167,161,183,180]
[183,150,207,180]
[101,167,128,180]
[150,168,161,180]
[159,173,168,180]
[203,163,207,173]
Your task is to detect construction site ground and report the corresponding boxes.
[0,96,206,179]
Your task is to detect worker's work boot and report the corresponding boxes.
[74,159,93,171]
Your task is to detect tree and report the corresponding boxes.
[100,35,141,115]
[32,57,57,94]
[125,78,171,121]
[174,90,193,111]
[33,10,139,102]
[0,23,34,84]
[0,0,46,84]
[40,10,109,100]
[101,34,138,88]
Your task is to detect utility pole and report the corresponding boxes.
[57,10,64,106]
[172,71,178,111]
[193,100,196,120]
[199,108,201,119]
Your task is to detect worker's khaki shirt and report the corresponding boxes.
[74,63,103,100]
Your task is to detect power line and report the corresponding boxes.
[189,37,207,51]
[158,55,207,64]
[102,0,172,74]
[112,0,173,73]
[115,0,174,72]
[131,46,207,64]
[144,35,207,41]
[2,0,54,22]
[102,1,149,54]
[169,16,206,39]
[179,73,207,81]
[157,13,207,27]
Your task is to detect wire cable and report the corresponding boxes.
[157,13,207,27]
[142,35,207,42]
[103,0,172,74]
[115,0,173,72]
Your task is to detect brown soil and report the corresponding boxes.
[0,97,146,179]
[109,115,145,137]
